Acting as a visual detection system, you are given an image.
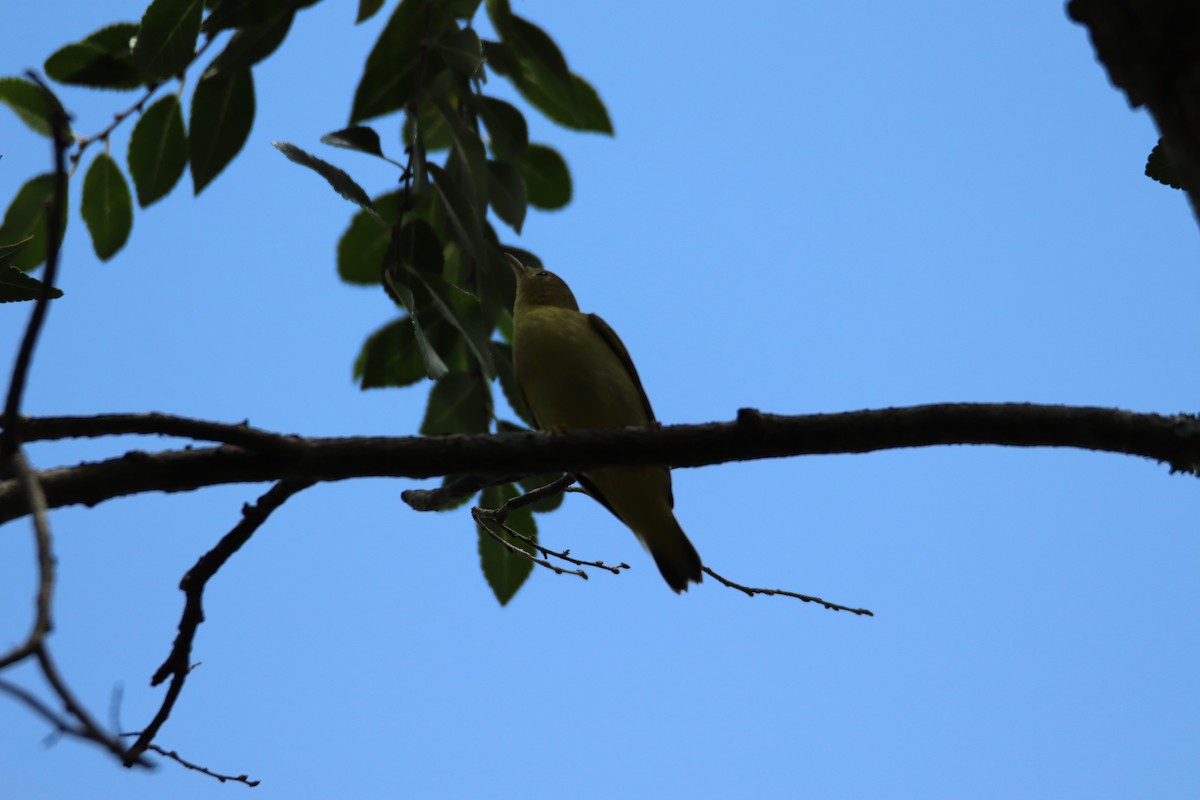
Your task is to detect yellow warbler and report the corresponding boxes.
[508,254,702,592]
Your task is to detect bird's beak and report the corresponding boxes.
[504,252,525,281]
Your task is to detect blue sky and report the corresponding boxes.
[2,1,1199,798]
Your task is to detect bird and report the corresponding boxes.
[507,254,703,592]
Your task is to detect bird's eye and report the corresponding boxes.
[535,271,551,278]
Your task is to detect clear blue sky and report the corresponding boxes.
[3,2,1199,798]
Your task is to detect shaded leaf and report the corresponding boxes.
[517,472,566,513]
[351,0,445,124]
[428,162,485,261]
[337,190,403,285]
[81,153,134,260]
[189,68,255,194]
[1146,138,1184,190]
[420,371,491,435]
[394,218,445,275]
[321,125,385,158]
[487,160,526,233]
[0,264,64,303]
[203,0,314,32]
[273,141,377,215]
[0,174,69,271]
[384,248,450,380]
[0,77,56,137]
[515,70,612,135]
[516,144,570,209]
[356,0,385,23]
[354,315,433,389]
[477,482,536,605]
[44,24,143,90]
[133,0,205,79]
[403,101,454,152]
[0,237,34,268]
[128,94,187,207]
[207,11,294,74]
[435,27,483,76]
[433,96,488,205]
[474,95,527,160]
[417,271,496,378]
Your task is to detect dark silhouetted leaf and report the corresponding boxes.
[356,0,385,23]
[45,24,142,89]
[435,27,483,76]
[354,315,431,389]
[487,160,526,233]
[203,0,315,32]
[429,162,485,261]
[420,371,491,435]
[189,68,255,194]
[81,153,133,260]
[273,141,377,216]
[0,174,69,271]
[516,144,570,209]
[1146,138,1184,190]
[474,95,527,160]
[128,94,187,207]
[321,125,383,158]
[0,264,64,303]
[490,340,534,427]
[338,190,403,284]
[133,0,204,79]
[351,0,445,123]
[207,11,294,74]
[0,77,56,137]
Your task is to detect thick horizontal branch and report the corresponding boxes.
[1,403,1197,526]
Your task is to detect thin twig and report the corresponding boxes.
[401,473,520,511]
[0,452,55,670]
[702,566,874,615]
[124,479,315,767]
[119,736,259,787]
[472,508,587,579]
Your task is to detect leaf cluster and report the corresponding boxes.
[1,0,612,602]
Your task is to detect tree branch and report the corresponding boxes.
[0,404,1196,528]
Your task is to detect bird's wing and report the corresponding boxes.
[584,313,674,510]
[586,313,656,423]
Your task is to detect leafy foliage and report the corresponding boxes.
[1,0,613,601]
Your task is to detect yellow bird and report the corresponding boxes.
[508,254,702,592]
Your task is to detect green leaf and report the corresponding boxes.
[321,125,384,158]
[433,97,488,205]
[473,95,527,160]
[206,11,294,74]
[420,371,491,435]
[1146,138,1184,190]
[384,252,450,380]
[44,24,143,90]
[394,218,445,275]
[202,0,312,32]
[0,237,33,269]
[133,0,205,79]
[417,271,496,379]
[435,27,483,76]
[490,340,534,426]
[445,0,482,17]
[356,0,385,23]
[0,264,64,303]
[0,174,69,271]
[351,0,444,124]
[485,6,613,134]
[273,142,377,216]
[402,101,454,152]
[81,153,134,260]
[354,315,433,389]
[189,68,255,194]
[128,94,187,207]
[516,144,570,209]
[477,482,536,605]
[337,190,403,285]
[428,162,485,262]
[0,77,56,137]
[487,160,526,233]
[517,472,566,513]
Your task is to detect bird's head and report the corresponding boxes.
[507,253,580,312]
